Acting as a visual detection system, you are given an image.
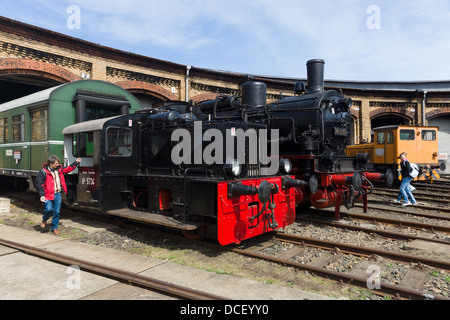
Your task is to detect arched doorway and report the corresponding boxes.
[371,114,411,130]
[0,58,80,103]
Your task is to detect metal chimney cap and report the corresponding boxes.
[306,59,325,65]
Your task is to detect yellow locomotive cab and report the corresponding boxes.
[347,126,444,184]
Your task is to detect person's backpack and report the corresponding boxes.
[409,162,420,178]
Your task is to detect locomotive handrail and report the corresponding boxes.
[219,195,256,208]
[269,105,325,142]
[268,117,299,144]
[212,95,243,120]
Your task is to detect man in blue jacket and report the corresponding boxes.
[395,152,417,207]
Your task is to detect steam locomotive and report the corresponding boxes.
[195,59,386,219]
[62,90,301,246]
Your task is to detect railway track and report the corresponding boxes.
[357,200,450,215]
[372,189,450,205]
[415,178,450,189]
[413,184,450,193]
[296,215,450,245]
[372,179,450,204]
[231,232,449,300]
[261,196,450,299]
[0,236,227,300]
[4,192,450,300]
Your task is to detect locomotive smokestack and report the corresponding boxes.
[306,59,325,93]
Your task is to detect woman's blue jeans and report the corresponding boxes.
[42,192,62,231]
[397,176,416,204]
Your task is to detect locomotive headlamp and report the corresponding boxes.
[338,97,353,109]
[224,159,242,176]
[279,158,292,174]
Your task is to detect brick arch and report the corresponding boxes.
[0,58,80,83]
[115,80,178,101]
[191,93,219,103]
[370,108,414,120]
[426,107,450,120]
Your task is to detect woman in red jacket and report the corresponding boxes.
[36,155,81,234]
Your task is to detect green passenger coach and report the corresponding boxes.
[0,80,143,190]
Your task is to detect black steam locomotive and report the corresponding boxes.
[62,87,301,245]
[195,59,385,219]
[266,60,385,218]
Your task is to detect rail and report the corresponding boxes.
[0,237,228,300]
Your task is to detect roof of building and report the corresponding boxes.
[2,15,450,93]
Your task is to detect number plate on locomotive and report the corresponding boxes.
[334,127,347,136]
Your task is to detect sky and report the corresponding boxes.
[1,0,450,82]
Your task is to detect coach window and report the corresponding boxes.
[400,129,415,140]
[31,109,48,142]
[12,114,25,142]
[106,127,132,157]
[0,118,8,143]
[422,130,436,141]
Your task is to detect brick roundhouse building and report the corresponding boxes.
[0,16,448,174]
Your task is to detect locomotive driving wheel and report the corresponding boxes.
[181,227,207,240]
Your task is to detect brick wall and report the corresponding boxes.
[0,16,449,143]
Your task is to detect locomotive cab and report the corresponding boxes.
[62,116,116,212]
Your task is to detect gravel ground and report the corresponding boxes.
[1,195,449,300]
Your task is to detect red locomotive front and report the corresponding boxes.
[217,177,296,245]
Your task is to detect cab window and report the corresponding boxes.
[73,132,94,157]
[422,130,436,141]
[376,132,385,144]
[106,127,132,157]
[386,131,394,144]
[400,129,415,140]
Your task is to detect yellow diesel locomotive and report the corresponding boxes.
[347,126,446,186]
